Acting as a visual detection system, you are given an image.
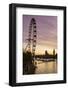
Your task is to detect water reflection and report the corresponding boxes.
[23,52,57,75]
[34,59,57,74]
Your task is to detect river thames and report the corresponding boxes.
[34,59,57,74]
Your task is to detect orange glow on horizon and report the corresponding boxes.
[23,43,57,55]
[35,45,57,55]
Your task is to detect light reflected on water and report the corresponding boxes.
[34,59,57,74]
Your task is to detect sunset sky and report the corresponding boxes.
[23,15,57,55]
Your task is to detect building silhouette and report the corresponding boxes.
[53,49,55,55]
[45,50,48,55]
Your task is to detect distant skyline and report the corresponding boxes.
[23,15,57,55]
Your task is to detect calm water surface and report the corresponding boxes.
[34,59,57,74]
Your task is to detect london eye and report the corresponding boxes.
[25,18,37,58]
